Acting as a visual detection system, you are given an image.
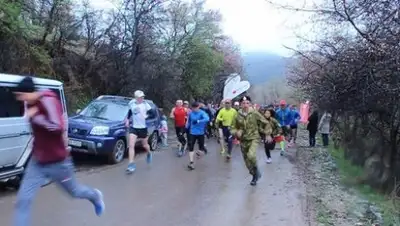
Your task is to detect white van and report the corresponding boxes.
[0,74,68,187]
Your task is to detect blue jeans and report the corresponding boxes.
[14,157,98,226]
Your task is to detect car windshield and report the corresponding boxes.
[79,101,128,121]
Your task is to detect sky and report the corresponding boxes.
[204,0,304,56]
[88,0,310,57]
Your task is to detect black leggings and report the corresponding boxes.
[188,135,206,152]
[175,127,187,146]
[264,141,276,158]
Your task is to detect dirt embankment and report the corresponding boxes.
[294,129,384,226]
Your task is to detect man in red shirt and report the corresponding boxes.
[170,100,188,156]
[13,76,105,226]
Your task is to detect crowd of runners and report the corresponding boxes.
[10,75,310,225]
[169,97,303,186]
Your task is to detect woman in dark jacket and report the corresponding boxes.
[307,110,319,147]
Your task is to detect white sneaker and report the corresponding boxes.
[266,158,272,164]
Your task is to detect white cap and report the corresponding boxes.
[234,101,239,106]
[134,90,145,98]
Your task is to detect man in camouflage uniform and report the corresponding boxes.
[231,95,273,186]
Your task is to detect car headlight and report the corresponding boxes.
[90,126,109,135]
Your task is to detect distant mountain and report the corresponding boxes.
[242,52,289,84]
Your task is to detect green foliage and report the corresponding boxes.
[0,0,22,34]
[0,0,241,113]
[329,147,400,226]
[181,38,223,99]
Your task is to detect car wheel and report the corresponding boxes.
[149,132,159,151]
[108,139,126,164]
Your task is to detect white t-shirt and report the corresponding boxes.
[129,100,152,129]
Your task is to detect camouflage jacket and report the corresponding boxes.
[267,117,280,136]
[231,108,272,141]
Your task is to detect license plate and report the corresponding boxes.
[68,139,82,147]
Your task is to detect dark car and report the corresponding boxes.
[67,95,161,164]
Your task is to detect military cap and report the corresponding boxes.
[239,95,252,102]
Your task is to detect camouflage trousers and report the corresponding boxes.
[240,139,259,175]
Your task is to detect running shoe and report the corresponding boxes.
[93,189,105,216]
[177,150,183,157]
[280,150,285,156]
[126,163,136,173]
[266,158,272,164]
[187,162,195,170]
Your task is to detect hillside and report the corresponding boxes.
[242,52,289,83]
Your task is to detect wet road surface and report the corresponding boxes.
[0,139,308,226]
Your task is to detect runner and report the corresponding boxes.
[215,99,237,160]
[183,100,191,144]
[289,104,301,145]
[231,95,272,186]
[200,101,214,139]
[233,101,240,110]
[125,90,153,173]
[183,100,190,112]
[186,102,210,170]
[13,76,105,226]
[215,100,225,152]
[262,108,280,163]
[170,100,188,156]
[275,99,292,156]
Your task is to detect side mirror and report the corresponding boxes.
[76,109,81,114]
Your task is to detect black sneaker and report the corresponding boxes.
[187,162,195,170]
[250,174,257,186]
[250,167,261,186]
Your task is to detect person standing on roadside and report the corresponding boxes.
[170,100,188,156]
[160,115,169,147]
[318,111,332,147]
[215,99,237,160]
[307,110,319,147]
[186,102,209,170]
[125,90,153,173]
[275,99,292,156]
[13,76,105,226]
[231,95,272,186]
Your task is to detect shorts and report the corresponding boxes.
[290,124,298,129]
[129,128,148,139]
[175,126,186,137]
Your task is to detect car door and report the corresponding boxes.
[0,83,31,168]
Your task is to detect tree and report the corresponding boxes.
[267,0,400,190]
[0,0,242,110]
